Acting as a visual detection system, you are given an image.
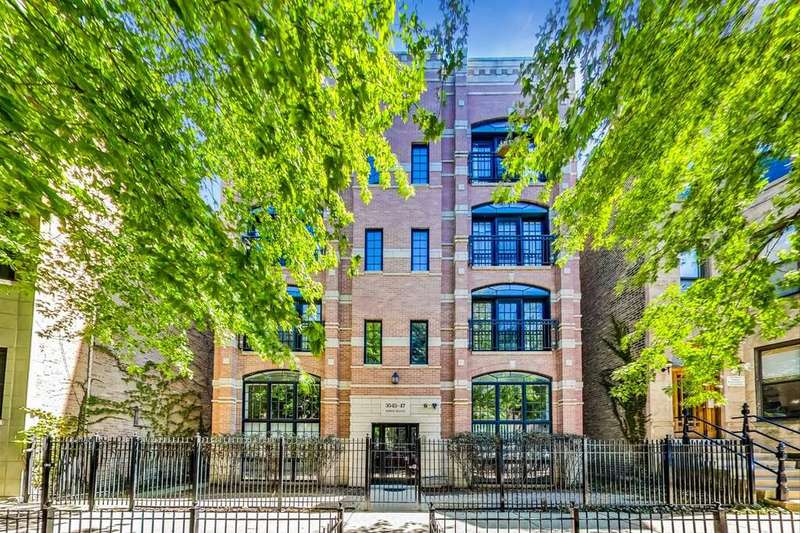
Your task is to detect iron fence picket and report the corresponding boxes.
[26,435,754,510]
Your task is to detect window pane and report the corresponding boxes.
[679,250,704,290]
[411,145,429,184]
[471,220,493,266]
[365,321,382,364]
[411,229,429,271]
[297,381,321,419]
[410,321,428,364]
[525,384,549,421]
[367,156,380,184]
[761,345,800,382]
[365,229,383,271]
[522,220,544,265]
[270,383,295,420]
[246,384,269,419]
[762,381,800,419]
[471,301,493,351]
[499,384,523,420]
[496,219,519,265]
[472,385,496,420]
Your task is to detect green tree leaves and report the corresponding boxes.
[0,1,466,372]
[508,0,800,406]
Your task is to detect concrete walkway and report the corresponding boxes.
[343,512,429,533]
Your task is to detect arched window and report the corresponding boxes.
[471,371,551,436]
[243,371,320,436]
[470,120,509,183]
[470,284,556,352]
[470,203,552,266]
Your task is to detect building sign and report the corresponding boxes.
[381,400,410,416]
[726,375,746,387]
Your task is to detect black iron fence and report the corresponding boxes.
[0,507,343,533]
[430,507,799,533]
[469,234,555,266]
[469,319,558,352]
[23,435,757,510]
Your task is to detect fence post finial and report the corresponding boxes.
[740,403,751,442]
[776,441,788,502]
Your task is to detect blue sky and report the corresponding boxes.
[413,0,557,57]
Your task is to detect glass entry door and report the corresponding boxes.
[371,424,419,485]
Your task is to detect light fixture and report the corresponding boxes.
[391,371,400,385]
[132,406,145,428]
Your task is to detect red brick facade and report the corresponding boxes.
[211,58,583,438]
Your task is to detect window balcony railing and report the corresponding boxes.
[468,151,548,184]
[468,319,558,352]
[469,234,555,266]
[469,151,513,183]
[241,321,322,352]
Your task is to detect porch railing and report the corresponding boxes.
[469,234,555,266]
[469,319,558,351]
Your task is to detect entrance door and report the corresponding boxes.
[672,369,722,438]
[371,424,419,485]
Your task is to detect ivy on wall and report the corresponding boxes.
[601,317,649,443]
[85,349,206,436]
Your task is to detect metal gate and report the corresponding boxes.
[369,439,420,505]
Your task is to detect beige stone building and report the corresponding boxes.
[580,163,799,499]
[0,218,213,497]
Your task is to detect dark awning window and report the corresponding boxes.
[471,284,550,299]
[471,202,548,217]
[471,120,509,134]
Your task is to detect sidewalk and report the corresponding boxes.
[343,512,429,533]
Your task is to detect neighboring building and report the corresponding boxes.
[581,162,799,443]
[0,217,213,497]
[211,57,584,441]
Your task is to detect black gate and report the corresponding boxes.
[369,424,420,505]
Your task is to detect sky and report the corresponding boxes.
[413,0,557,58]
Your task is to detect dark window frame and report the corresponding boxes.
[470,212,550,266]
[410,320,429,365]
[679,250,706,291]
[365,229,383,272]
[756,340,800,420]
[470,371,552,435]
[364,320,383,365]
[0,265,14,282]
[411,228,430,272]
[411,144,430,184]
[241,371,321,435]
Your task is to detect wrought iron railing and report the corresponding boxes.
[240,321,322,352]
[469,234,555,266]
[681,402,800,502]
[468,152,547,183]
[469,319,558,351]
[25,434,755,510]
[469,151,510,183]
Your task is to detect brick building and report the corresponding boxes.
[581,162,799,443]
[211,57,584,441]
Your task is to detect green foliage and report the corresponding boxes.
[600,317,648,443]
[506,0,800,406]
[18,409,80,442]
[87,356,205,436]
[0,1,467,373]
